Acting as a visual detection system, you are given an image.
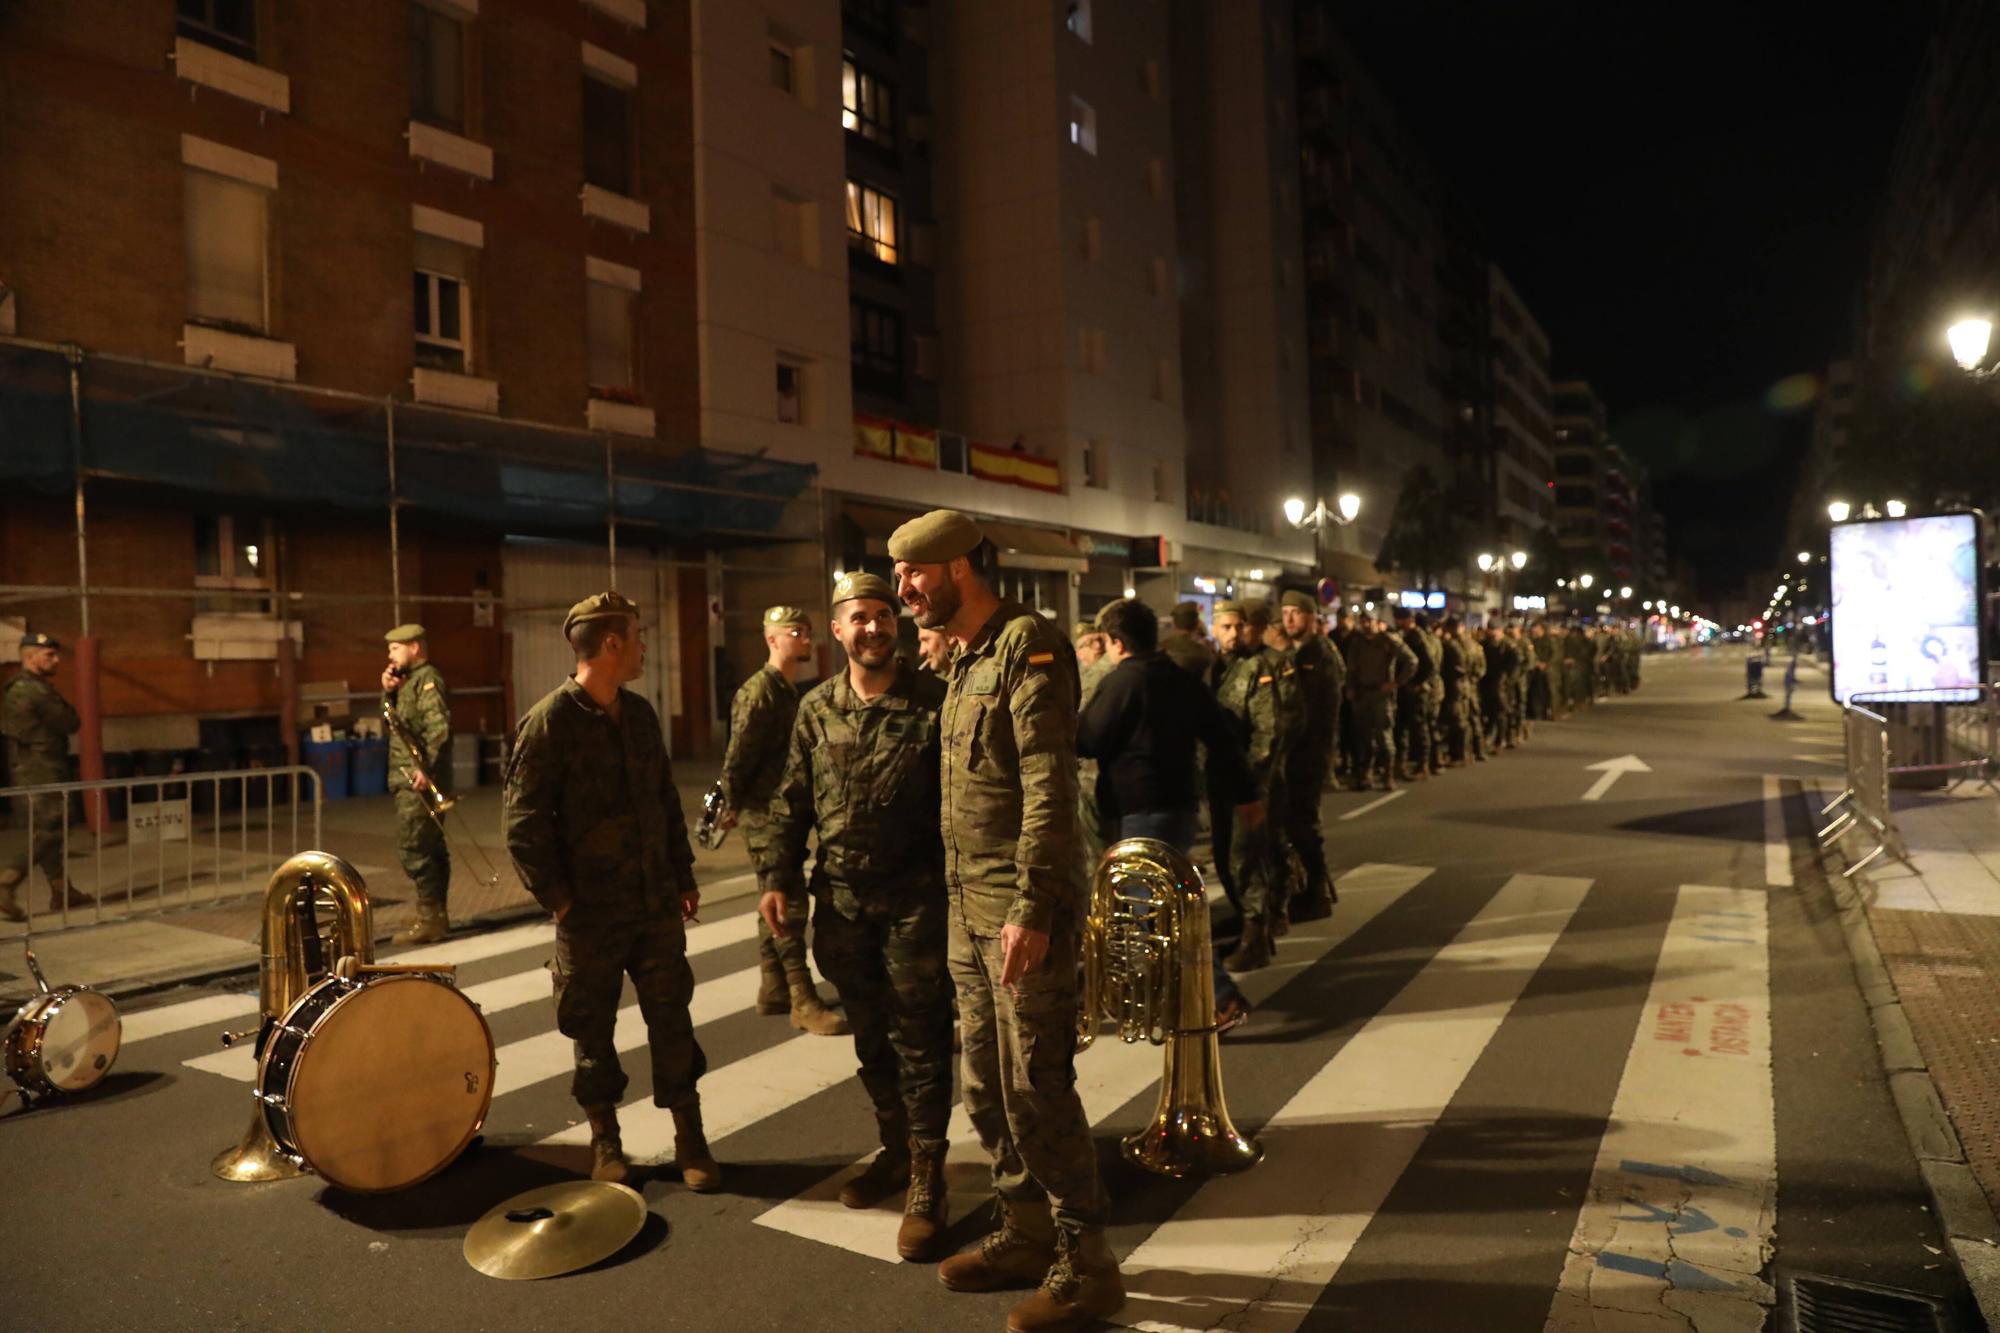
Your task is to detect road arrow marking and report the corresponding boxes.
[1580,754,1651,801]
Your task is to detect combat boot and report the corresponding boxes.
[1006,1228,1125,1332]
[1268,909,1290,940]
[45,876,94,912]
[583,1103,629,1184]
[789,980,850,1037]
[672,1104,723,1192]
[755,960,789,1015]
[839,1108,911,1209]
[1289,884,1334,923]
[1223,916,1273,972]
[394,902,449,945]
[896,1137,949,1261]
[939,1195,1057,1292]
[0,869,24,923]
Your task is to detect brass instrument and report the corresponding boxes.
[1079,837,1262,1178]
[380,695,502,886]
[695,780,729,850]
[212,851,374,1182]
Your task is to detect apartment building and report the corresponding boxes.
[1486,266,1555,549]
[1550,379,1609,572]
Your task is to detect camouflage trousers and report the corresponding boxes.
[393,790,451,910]
[551,914,706,1110]
[1393,688,1431,774]
[3,789,66,883]
[1351,690,1396,782]
[742,813,810,982]
[811,893,954,1141]
[949,912,1108,1238]
[1527,670,1554,720]
[1281,750,1332,902]
[1214,775,1298,923]
[1441,690,1473,762]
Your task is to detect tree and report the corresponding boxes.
[1375,464,1481,588]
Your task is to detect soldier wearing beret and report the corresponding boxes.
[722,605,846,1037]
[0,632,91,920]
[755,571,954,1260]
[502,592,720,1191]
[1160,600,1217,679]
[889,508,1124,1330]
[380,624,454,943]
[1277,590,1341,920]
[1210,599,1304,971]
[1344,609,1418,790]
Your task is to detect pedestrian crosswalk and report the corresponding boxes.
[122,860,1775,1331]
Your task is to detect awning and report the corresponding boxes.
[983,520,1087,573]
[844,500,923,556]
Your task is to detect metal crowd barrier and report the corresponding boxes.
[1819,703,1911,879]
[0,766,323,935]
[1847,686,2000,789]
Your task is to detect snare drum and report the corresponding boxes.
[5,984,121,1100]
[258,971,495,1193]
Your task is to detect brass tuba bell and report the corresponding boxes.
[1079,837,1262,1177]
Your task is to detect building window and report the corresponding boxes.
[195,513,275,613]
[583,73,633,196]
[587,280,636,392]
[842,59,894,148]
[1083,437,1107,488]
[1066,0,1092,42]
[185,168,269,333]
[770,41,794,93]
[776,361,805,424]
[845,180,898,265]
[410,2,468,133]
[178,0,256,61]
[1068,97,1097,154]
[413,235,473,373]
[850,298,902,396]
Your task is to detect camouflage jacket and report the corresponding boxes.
[1531,634,1558,668]
[1483,637,1518,692]
[1215,646,1300,779]
[1506,634,1531,684]
[1345,631,1418,693]
[721,665,798,815]
[1440,637,1469,698]
[1285,632,1344,760]
[1160,632,1217,680]
[1463,636,1487,690]
[759,663,945,919]
[1,672,77,786]
[940,600,1083,936]
[502,678,696,924]
[384,660,452,795]
[1398,627,1439,695]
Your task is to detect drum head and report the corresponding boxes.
[286,976,494,1193]
[40,990,121,1092]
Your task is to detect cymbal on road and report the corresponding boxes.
[463,1180,648,1280]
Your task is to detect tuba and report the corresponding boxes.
[1079,837,1262,1177]
[211,851,374,1182]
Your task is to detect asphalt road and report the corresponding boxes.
[3,645,1979,1331]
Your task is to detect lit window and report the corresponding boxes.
[845,180,898,264]
[1068,96,1097,154]
[413,234,473,372]
[1066,0,1092,43]
[185,168,269,333]
[841,59,894,147]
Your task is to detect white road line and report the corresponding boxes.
[1762,775,1793,887]
[753,863,1435,1263]
[1117,872,1591,1333]
[1338,790,1406,821]
[1545,887,1775,1331]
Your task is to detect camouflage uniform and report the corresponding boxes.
[385,660,453,912]
[723,664,812,988]
[1528,627,1558,719]
[1342,629,1416,786]
[503,678,705,1112]
[1462,632,1488,757]
[1,668,77,887]
[939,599,1107,1240]
[1506,629,1531,734]
[1213,644,1303,923]
[1280,630,1340,908]
[1440,631,1473,762]
[1420,624,1446,773]
[1394,621,1437,778]
[1565,627,1595,705]
[761,663,952,1142]
[1160,632,1216,680]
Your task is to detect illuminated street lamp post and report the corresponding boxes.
[1827,500,1851,523]
[1948,316,1994,375]
[1283,492,1362,597]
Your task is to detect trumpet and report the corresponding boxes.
[695,780,729,850]
[1079,837,1261,1177]
[380,697,502,887]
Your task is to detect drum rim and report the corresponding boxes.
[273,973,496,1194]
[5,986,121,1094]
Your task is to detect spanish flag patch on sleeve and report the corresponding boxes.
[1027,651,1056,666]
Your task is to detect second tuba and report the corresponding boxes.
[1079,837,1261,1177]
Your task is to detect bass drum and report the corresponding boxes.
[5,986,121,1099]
[258,971,495,1193]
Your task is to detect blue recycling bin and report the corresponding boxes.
[348,736,390,797]
[301,737,350,800]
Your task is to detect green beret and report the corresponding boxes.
[762,605,811,631]
[1280,589,1317,613]
[1241,599,1273,628]
[1212,599,1248,619]
[1170,601,1201,630]
[19,631,60,651]
[830,572,894,608]
[563,590,641,638]
[887,508,984,564]
[384,623,426,643]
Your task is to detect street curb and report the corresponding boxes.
[1797,778,2000,1326]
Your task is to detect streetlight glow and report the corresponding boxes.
[1885,499,1908,518]
[1642,600,1652,610]
[1619,585,1633,599]
[1337,492,1362,522]
[1282,496,1306,527]
[1510,550,1527,570]
[1578,573,1595,589]
[1797,550,1810,564]
[1477,552,1495,572]
[1827,500,1851,523]
[1948,317,1993,372]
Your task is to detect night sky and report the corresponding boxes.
[1333,0,1934,599]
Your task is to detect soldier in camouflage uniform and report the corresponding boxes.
[1277,590,1340,920]
[1483,625,1521,750]
[1344,611,1418,790]
[1437,617,1472,764]
[502,592,720,1192]
[1506,623,1532,740]
[890,509,1124,1332]
[0,632,91,920]
[381,625,454,944]
[1528,621,1558,720]
[1392,609,1439,781]
[915,625,955,680]
[722,605,845,1036]
[1462,622,1489,759]
[1212,600,1304,971]
[756,572,954,1261]
[1074,622,1115,864]
[1565,623,1596,707]
[1160,601,1217,679]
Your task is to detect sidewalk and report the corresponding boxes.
[0,758,756,1003]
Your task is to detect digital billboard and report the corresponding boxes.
[1829,511,1983,704]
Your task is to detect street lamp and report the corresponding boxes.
[1477,552,1496,572]
[1885,499,1908,518]
[1796,550,1810,564]
[1283,494,1362,530]
[1642,600,1653,610]
[1619,585,1633,599]
[1510,550,1527,570]
[1578,573,1595,590]
[1827,500,1851,523]
[1948,317,1993,372]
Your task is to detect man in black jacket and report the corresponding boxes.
[1078,599,1257,1026]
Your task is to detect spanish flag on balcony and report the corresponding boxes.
[892,423,938,469]
[854,413,896,461]
[970,440,1063,492]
